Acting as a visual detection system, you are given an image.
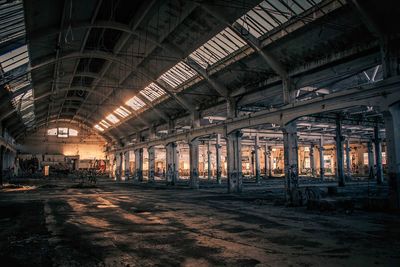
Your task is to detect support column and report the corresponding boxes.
[166,142,179,185]
[124,151,130,179]
[0,145,4,186]
[117,152,123,181]
[135,148,143,182]
[215,134,222,184]
[310,143,315,177]
[268,146,272,177]
[148,147,155,182]
[226,130,242,193]
[384,102,400,209]
[319,135,325,180]
[207,140,211,181]
[367,141,375,177]
[345,139,351,180]
[263,143,269,178]
[283,121,299,201]
[335,117,345,186]
[374,125,384,184]
[254,134,261,183]
[189,139,199,189]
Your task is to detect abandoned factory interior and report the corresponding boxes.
[0,0,400,266]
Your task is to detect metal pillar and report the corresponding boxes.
[283,121,299,201]
[319,136,325,180]
[189,139,199,189]
[367,141,375,177]
[148,147,155,182]
[374,125,384,184]
[335,118,345,186]
[226,130,242,193]
[215,134,222,184]
[134,148,143,182]
[254,134,261,183]
[384,102,400,209]
[310,143,315,177]
[345,139,351,180]
[207,140,211,181]
[166,142,179,185]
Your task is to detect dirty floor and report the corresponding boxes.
[0,179,399,267]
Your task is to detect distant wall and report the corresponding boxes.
[18,128,106,160]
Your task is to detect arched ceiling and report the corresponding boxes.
[2,0,394,145]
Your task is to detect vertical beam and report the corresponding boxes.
[166,142,179,185]
[0,146,4,185]
[148,147,155,182]
[189,139,199,189]
[117,152,123,181]
[226,130,242,193]
[254,134,261,183]
[283,121,299,201]
[384,102,400,209]
[135,148,143,182]
[207,140,211,181]
[319,135,325,180]
[335,117,345,186]
[215,134,222,184]
[264,143,269,178]
[367,140,375,177]
[310,143,315,177]
[124,150,130,179]
[345,139,352,179]
[374,125,384,184]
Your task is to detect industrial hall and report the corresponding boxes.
[0,0,399,266]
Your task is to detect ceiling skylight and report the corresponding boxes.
[159,61,197,88]
[140,83,166,101]
[99,120,111,128]
[126,96,146,111]
[106,114,120,124]
[114,106,131,118]
[94,124,104,132]
[188,27,246,69]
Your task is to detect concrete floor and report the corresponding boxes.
[0,178,399,267]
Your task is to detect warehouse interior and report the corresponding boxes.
[1,0,400,266]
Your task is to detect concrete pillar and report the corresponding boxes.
[189,139,199,189]
[166,142,179,185]
[263,143,269,178]
[268,146,272,177]
[191,111,201,128]
[384,102,400,209]
[207,140,212,181]
[367,141,375,177]
[117,152,123,180]
[335,118,345,186]
[226,130,242,193]
[310,143,315,177]
[148,147,155,182]
[319,136,325,180]
[0,145,4,185]
[215,134,222,184]
[227,98,237,119]
[124,151,130,179]
[134,148,143,182]
[374,125,384,184]
[254,134,261,183]
[283,121,299,201]
[345,139,351,179]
